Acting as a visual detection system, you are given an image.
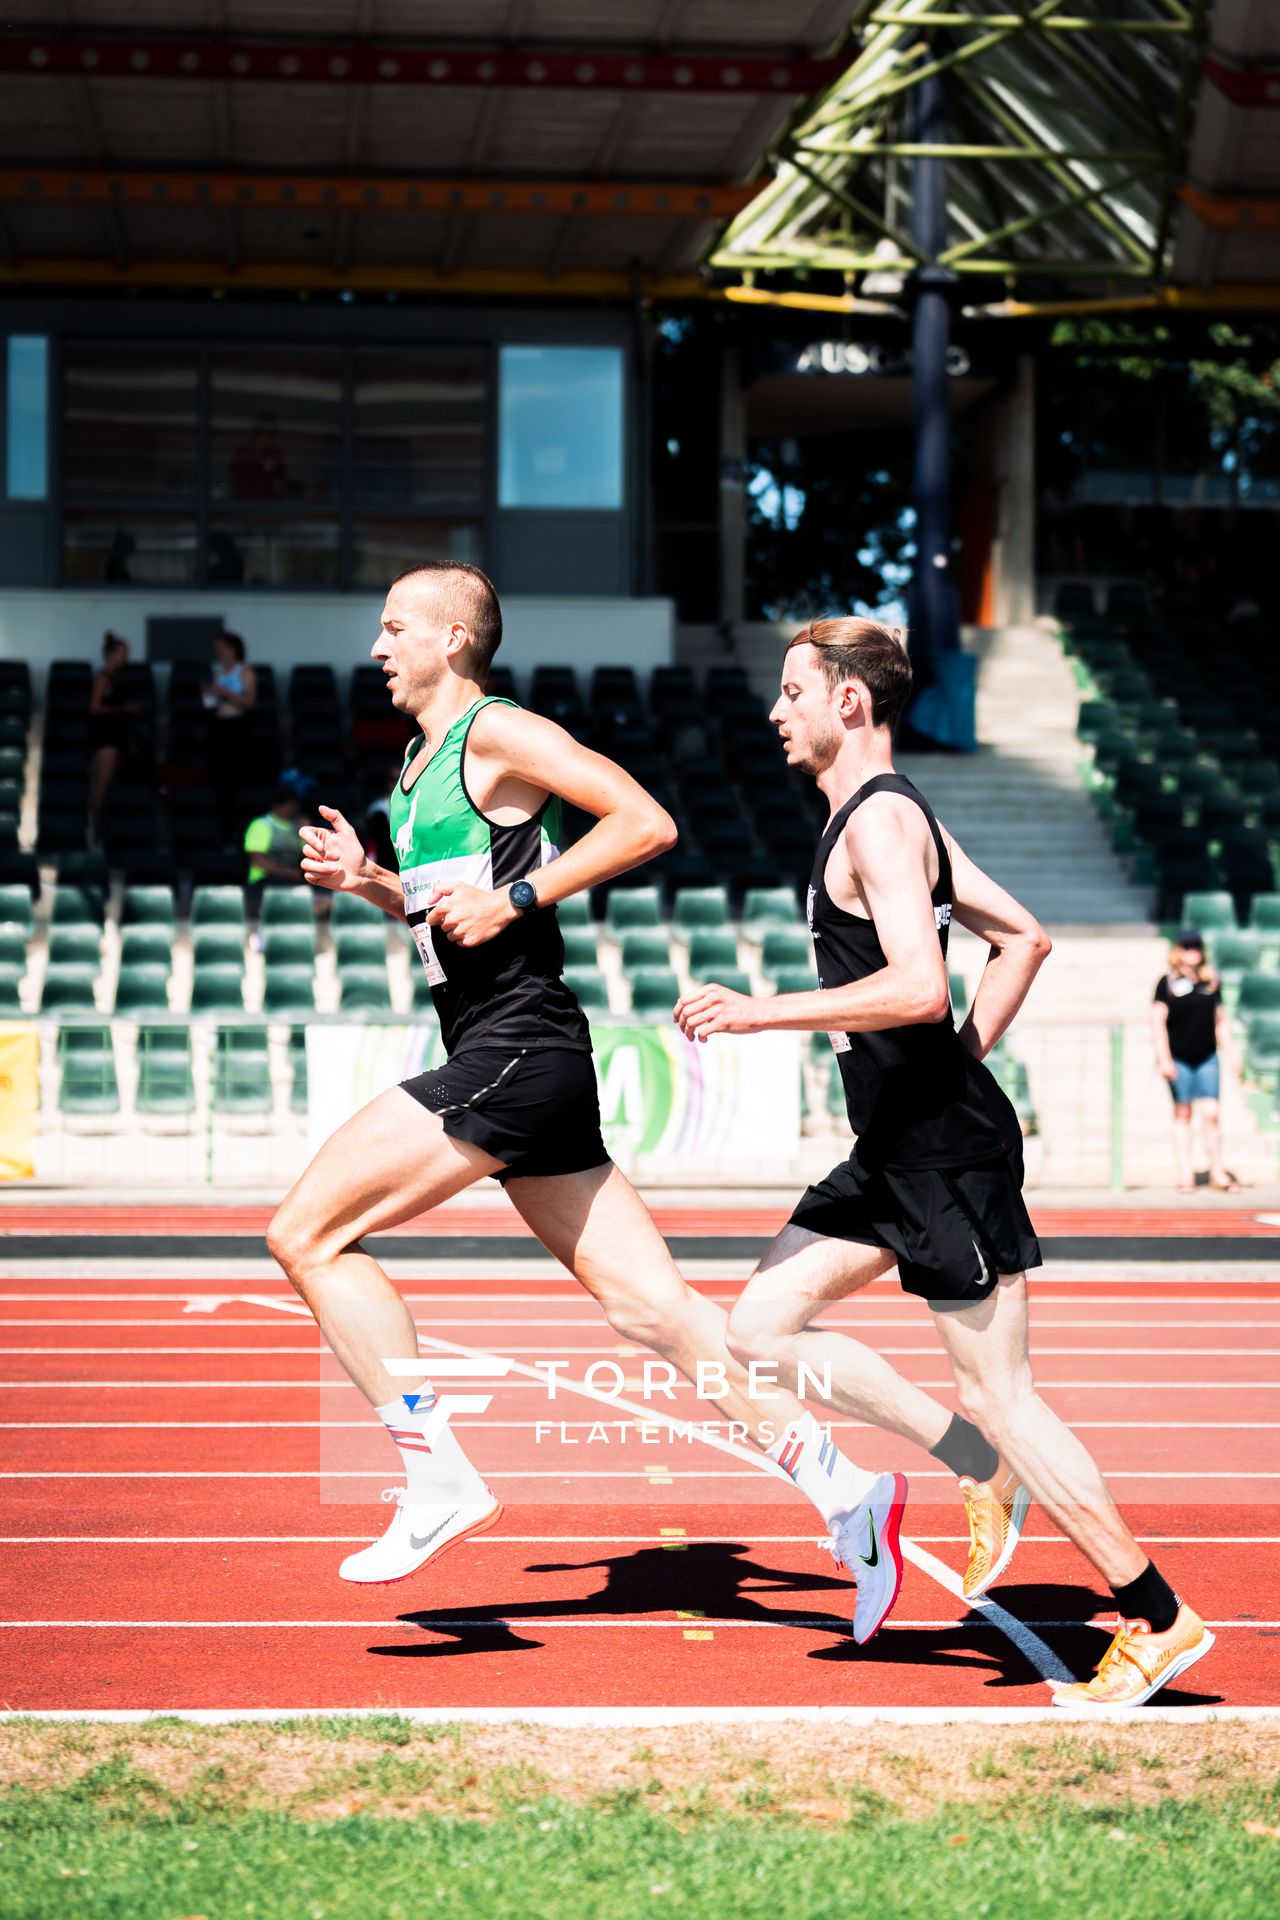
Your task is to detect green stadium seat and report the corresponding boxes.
[604,887,664,934]
[122,885,175,929]
[113,964,171,1014]
[563,965,610,1013]
[288,1026,308,1114]
[330,891,386,929]
[1210,930,1263,977]
[0,927,25,970]
[760,928,813,974]
[628,966,680,1018]
[193,927,246,971]
[339,967,392,1011]
[673,886,730,934]
[191,885,246,930]
[260,889,315,931]
[410,968,437,1011]
[333,928,385,971]
[1244,1012,1280,1085]
[560,926,599,968]
[263,967,316,1015]
[1181,891,1237,934]
[827,1055,847,1116]
[769,965,819,994]
[264,928,317,971]
[619,930,672,972]
[1250,895,1280,934]
[0,964,22,1011]
[1238,971,1280,1019]
[742,888,801,938]
[40,964,97,1012]
[556,893,592,929]
[688,930,739,977]
[693,965,752,995]
[119,926,172,972]
[0,884,33,935]
[135,1027,196,1117]
[51,885,105,929]
[211,1029,274,1117]
[190,966,245,1013]
[58,1026,119,1117]
[948,970,970,1015]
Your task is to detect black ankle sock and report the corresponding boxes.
[929,1413,999,1483]
[1110,1560,1179,1634]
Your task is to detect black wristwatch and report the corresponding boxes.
[509,879,539,915]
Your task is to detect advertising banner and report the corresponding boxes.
[0,1025,39,1180]
[307,1021,801,1171]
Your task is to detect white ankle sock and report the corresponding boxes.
[376,1390,493,1507]
[768,1412,878,1524]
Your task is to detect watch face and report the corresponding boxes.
[511,880,537,911]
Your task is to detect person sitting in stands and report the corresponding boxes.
[243,784,306,920]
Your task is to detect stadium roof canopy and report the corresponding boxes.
[0,0,853,297]
[713,0,1280,310]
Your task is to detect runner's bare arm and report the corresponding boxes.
[676,796,949,1040]
[946,832,1050,1059]
[300,806,407,920]
[426,703,676,947]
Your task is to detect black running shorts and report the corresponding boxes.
[788,1138,1042,1311]
[400,1046,610,1183]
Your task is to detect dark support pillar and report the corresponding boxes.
[905,68,973,749]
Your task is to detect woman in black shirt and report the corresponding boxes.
[1152,928,1239,1192]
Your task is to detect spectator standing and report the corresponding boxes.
[88,632,140,844]
[1152,928,1241,1192]
[203,631,257,844]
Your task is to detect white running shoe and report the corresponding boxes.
[339,1486,503,1586]
[820,1470,908,1645]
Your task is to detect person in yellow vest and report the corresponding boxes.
[243,785,305,920]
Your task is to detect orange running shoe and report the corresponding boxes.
[1052,1603,1215,1709]
[959,1457,1029,1600]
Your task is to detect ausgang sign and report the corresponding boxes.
[792,340,973,377]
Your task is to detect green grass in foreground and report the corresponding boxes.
[2,1766,1279,1920]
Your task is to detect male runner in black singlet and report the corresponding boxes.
[268,567,961,1635]
[675,618,1213,1706]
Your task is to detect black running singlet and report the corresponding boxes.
[808,773,1018,1169]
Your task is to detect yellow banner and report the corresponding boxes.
[0,1026,39,1180]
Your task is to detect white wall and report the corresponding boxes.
[0,591,675,696]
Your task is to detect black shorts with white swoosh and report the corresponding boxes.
[788,1136,1042,1311]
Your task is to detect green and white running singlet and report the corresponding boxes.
[387,694,591,1058]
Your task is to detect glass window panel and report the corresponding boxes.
[210,349,343,504]
[498,345,624,510]
[63,346,200,501]
[63,514,198,586]
[350,517,483,588]
[7,335,48,500]
[207,517,341,588]
[353,350,487,510]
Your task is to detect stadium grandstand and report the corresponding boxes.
[0,1,1275,1192]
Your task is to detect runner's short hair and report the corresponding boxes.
[393,561,503,680]
[785,617,912,731]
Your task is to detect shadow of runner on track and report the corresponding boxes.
[367,1543,1051,1685]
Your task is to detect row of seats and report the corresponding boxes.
[1068,617,1280,917]
[56,1024,306,1120]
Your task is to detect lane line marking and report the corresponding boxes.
[1,1706,1276,1726]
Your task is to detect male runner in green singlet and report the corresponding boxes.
[271,562,1002,1634]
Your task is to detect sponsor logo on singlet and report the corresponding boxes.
[935,902,951,930]
[806,884,816,932]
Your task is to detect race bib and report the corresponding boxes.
[411,919,446,987]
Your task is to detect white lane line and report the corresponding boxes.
[4,1379,1280,1389]
[0,1617,1269,1631]
[9,1315,1280,1328]
[2,1706,1275,1726]
[6,1344,1279,1357]
[4,1418,1277,1431]
[3,1533,1279,1547]
[4,1469,1277,1481]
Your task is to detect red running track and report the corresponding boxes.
[0,1223,1277,1713]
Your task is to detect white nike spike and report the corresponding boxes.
[820,1469,909,1645]
[339,1487,503,1585]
